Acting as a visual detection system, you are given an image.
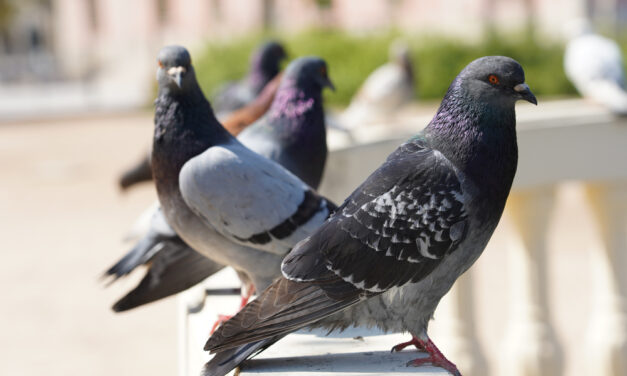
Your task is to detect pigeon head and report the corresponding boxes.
[248,40,287,91]
[156,45,196,93]
[282,56,335,92]
[457,56,537,106]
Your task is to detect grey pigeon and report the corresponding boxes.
[564,19,627,115]
[148,46,335,299]
[203,56,537,376]
[338,40,415,130]
[213,40,287,115]
[105,56,334,310]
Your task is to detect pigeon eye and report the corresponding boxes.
[488,75,500,85]
[158,60,164,68]
[320,66,327,77]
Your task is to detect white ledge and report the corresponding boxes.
[237,328,448,375]
[182,269,447,376]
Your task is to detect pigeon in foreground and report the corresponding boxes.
[203,56,537,376]
[116,72,283,191]
[105,57,333,310]
[149,47,335,299]
[213,40,287,115]
[338,40,415,130]
[564,19,627,115]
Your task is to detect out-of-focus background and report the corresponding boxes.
[1,1,626,376]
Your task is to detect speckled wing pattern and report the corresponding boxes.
[284,137,468,292]
[205,137,469,353]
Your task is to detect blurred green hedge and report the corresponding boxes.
[193,29,608,107]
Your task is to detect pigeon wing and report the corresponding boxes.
[205,137,469,353]
[179,141,332,255]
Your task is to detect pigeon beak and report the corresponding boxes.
[322,75,336,92]
[514,83,537,105]
[167,66,186,89]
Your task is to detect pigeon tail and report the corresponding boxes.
[201,337,282,376]
[585,80,627,115]
[112,242,224,312]
[118,153,152,190]
[205,275,362,353]
[104,235,158,281]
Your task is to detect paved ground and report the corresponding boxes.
[0,112,174,376]
[0,111,595,376]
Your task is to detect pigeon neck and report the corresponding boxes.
[425,82,518,202]
[151,88,231,193]
[268,80,323,124]
[247,64,277,95]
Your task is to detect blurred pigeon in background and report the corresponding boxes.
[104,53,335,311]
[564,19,627,115]
[117,72,283,192]
[203,56,537,376]
[212,40,287,115]
[338,40,415,130]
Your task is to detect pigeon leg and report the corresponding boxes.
[405,335,461,376]
[390,336,426,352]
[239,283,255,309]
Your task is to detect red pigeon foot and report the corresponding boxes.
[404,336,461,376]
[390,335,426,352]
[239,284,255,309]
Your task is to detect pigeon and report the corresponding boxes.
[116,73,283,192]
[203,56,537,376]
[338,40,415,130]
[212,40,287,115]
[564,19,627,115]
[105,56,333,311]
[116,47,335,315]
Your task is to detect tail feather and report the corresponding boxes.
[113,241,224,312]
[201,337,282,376]
[205,276,362,353]
[119,154,153,190]
[104,236,162,281]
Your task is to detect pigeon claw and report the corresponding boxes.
[402,336,461,376]
[390,336,426,353]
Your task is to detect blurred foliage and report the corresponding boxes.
[194,29,582,107]
[0,0,16,29]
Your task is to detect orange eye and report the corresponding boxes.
[158,60,164,68]
[488,74,499,85]
[320,66,327,76]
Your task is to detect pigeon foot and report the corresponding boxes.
[239,284,255,309]
[390,336,426,352]
[404,337,461,376]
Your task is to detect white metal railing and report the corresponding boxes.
[179,99,627,376]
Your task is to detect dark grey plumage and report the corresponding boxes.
[238,56,332,188]
[203,56,537,376]
[213,40,287,114]
[104,55,334,311]
[112,239,223,312]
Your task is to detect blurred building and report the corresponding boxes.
[0,0,625,116]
